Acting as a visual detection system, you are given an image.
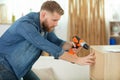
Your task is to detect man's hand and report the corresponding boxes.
[72,46,82,54]
[75,52,95,65]
[62,41,81,53]
[59,51,95,66]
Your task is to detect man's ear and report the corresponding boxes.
[41,11,46,18]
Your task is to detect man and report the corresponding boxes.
[0,1,95,80]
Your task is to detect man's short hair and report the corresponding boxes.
[40,1,64,15]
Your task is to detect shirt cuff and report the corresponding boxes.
[59,41,66,47]
[54,49,64,59]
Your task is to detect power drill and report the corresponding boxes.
[69,36,89,54]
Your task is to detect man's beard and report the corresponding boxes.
[42,20,54,32]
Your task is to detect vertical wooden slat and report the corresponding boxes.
[101,0,107,44]
[87,0,90,44]
[74,0,77,35]
[96,0,99,45]
[84,0,87,40]
[68,0,107,45]
[90,0,94,45]
[80,0,83,38]
[78,0,82,37]
[83,0,85,40]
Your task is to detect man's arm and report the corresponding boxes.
[47,31,65,47]
[60,41,95,65]
[16,22,63,58]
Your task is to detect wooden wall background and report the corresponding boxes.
[68,0,107,56]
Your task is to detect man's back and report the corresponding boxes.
[0,12,42,79]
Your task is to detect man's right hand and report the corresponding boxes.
[59,51,95,66]
[75,52,95,65]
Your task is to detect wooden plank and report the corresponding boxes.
[90,45,120,80]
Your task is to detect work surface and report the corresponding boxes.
[32,56,90,80]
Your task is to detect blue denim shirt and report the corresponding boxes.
[0,12,65,79]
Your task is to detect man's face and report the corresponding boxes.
[41,11,61,32]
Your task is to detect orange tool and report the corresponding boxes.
[69,36,89,55]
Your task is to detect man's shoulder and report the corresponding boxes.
[26,12,39,16]
[16,12,39,23]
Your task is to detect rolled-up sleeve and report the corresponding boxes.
[16,21,64,58]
